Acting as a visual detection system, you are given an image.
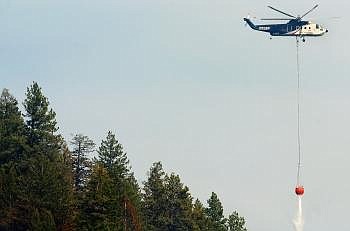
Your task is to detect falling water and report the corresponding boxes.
[293,196,304,231]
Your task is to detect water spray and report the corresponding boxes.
[293,196,304,231]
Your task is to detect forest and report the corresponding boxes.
[0,82,248,231]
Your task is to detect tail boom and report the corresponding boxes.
[244,18,271,33]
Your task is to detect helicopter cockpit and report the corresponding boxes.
[302,22,328,36]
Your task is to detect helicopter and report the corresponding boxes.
[244,5,328,42]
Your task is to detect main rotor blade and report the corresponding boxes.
[300,4,319,19]
[268,6,296,18]
[261,18,292,21]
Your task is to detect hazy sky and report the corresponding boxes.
[1,0,349,230]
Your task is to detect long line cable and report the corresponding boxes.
[296,37,302,186]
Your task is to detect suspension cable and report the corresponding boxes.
[296,37,302,186]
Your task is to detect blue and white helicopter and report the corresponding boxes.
[244,5,328,42]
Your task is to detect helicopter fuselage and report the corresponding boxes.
[244,18,328,37]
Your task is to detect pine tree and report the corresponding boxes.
[70,134,95,191]
[227,211,247,231]
[0,85,251,231]
[96,131,141,230]
[98,131,129,178]
[206,192,228,231]
[0,161,22,229]
[123,172,143,231]
[192,199,209,231]
[142,162,167,231]
[17,82,74,230]
[79,163,116,230]
[163,173,194,231]
[142,163,195,231]
[0,89,27,229]
[0,88,27,164]
[23,82,58,150]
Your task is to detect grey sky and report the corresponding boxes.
[1,0,349,230]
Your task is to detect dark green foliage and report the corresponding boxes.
[123,172,143,231]
[20,82,73,229]
[163,173,194,230]
[98,131,129,178]
[142,162,196,231]
[0,89,27,229]
[79,163,117,230]
[0,163,20,229]
[70,134,95,191]
[97,130,132,224]
[192,199,209,231]
[0,84,249,231]
[18,152,74,230]
[30,208,56,231]
[23,82,58,149]
[206,192,228,231]
[0,82,74,230]
[79,131,142,230]
[228,211,247,231]
[142,162,167,230]
[0,88,27,164]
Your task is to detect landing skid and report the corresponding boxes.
[268,36,305,42]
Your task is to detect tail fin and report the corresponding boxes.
[244,18,258,30]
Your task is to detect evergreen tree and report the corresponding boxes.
[0,89,27,229]
[206,192,228,231]
[142,162,167,231]
[143,163,195,231]
[79,163,116,230]
[192,199,209,231]
[59,142,76,231]
[70,134,95,191]
[0,161,22,230]
[98,131,129,178]
[0,85,250,231]
[163,173,194,231]
[123,172,143,231]
[17,82,74,230]
[227,211,247,231]
[23,82,58,150]
[96,131,141,230]
[0,88,27,164]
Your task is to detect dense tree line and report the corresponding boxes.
[0,83,248,231]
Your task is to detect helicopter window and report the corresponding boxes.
[316,24,320,29]
[309,27,311,29]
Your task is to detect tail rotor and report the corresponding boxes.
[244,14,257,27]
